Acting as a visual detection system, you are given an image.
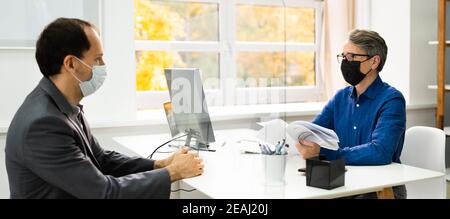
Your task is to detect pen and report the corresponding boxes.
[280,146,287,155]
[262,143,273,155]
[259,143,269,154]
[275,141,282,155]
[274,139,286,155]
[280,139,287,155]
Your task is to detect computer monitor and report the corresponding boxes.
[164,68,215,149]
[163,101,180,137]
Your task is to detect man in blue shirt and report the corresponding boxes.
[296,30,406,198]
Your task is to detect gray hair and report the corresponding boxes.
[349,29,388,72]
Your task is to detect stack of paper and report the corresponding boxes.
[256,119,339,152]
[286,121,339,151]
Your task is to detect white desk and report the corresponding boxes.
[113,129,445,199]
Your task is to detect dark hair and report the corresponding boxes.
[35,17,94,77]
[349,29,388,72]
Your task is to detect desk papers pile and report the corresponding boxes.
[256,119,339,152]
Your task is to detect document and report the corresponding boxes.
[256,119,339,151]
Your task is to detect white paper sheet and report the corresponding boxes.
[256,119,339,153]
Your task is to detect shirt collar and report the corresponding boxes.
[72,105,83,116]
[38,77,80,116]
[349,75,384,100]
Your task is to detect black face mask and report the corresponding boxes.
[340,58,372,86]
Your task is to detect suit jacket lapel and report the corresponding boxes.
[66,114,102,170]
[38,77,102,171]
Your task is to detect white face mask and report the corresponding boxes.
[71,56,107,97]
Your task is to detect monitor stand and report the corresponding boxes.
[184,128,209,150]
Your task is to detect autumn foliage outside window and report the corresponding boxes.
[134,0,319,103]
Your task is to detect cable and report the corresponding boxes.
[147,134,188,159]
[147,133,216,159]
[189,147,216,153]
[151,150,173,154]
[171,188,197,193]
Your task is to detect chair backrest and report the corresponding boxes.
[401,126,446,173]
[401,126,446,199]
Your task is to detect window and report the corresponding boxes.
[0,0,101,49]
[134,0,323,109]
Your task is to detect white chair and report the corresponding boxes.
[401,126,447,199]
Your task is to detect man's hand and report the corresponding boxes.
[154,147,189,169]
[295,140,320,159]
[165,151,204,182]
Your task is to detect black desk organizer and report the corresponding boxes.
[306,156,345,190]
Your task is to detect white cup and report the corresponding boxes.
[261,154,287,186]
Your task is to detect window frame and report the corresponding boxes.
[135,0,323,109]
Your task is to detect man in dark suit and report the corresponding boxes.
[5,18,203,199]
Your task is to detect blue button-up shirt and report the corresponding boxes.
[313,76,406,165]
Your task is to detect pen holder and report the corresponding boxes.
[306,156,345,190]
[261,154,287,186]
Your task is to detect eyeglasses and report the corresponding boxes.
[337,53,372,64]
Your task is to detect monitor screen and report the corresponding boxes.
[164,68,215,147]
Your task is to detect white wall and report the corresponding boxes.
[81,0,137,124]
[0,50,41,129]
[370,0,411,103]
[0,0,84,45]
[410,0,437,105]
[370,0,437,106]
